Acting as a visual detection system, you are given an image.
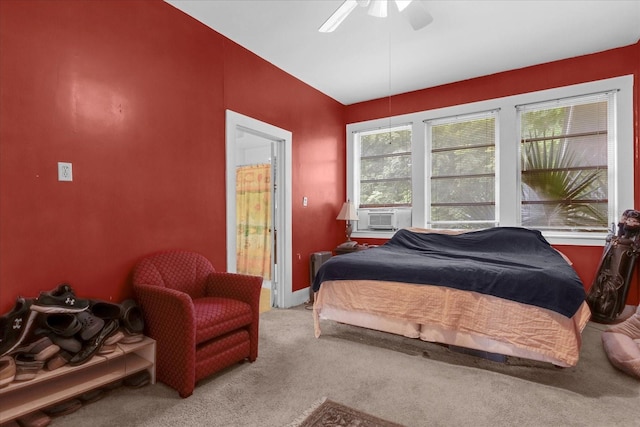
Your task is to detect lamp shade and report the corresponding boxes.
[336,201,359,221]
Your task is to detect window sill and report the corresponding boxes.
[542,232,608,247]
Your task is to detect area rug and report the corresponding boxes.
[287,398,406,427]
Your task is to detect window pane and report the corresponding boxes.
[520,98,608,231]
[429,115,496,227]
[431,176,495,204]
[361,155,411,181]
[360,180,412,206]
[361,129,411,156]
[359,126,412,207]
[432,119,494,150]
[432,146,495,176]
[431,205,496,222]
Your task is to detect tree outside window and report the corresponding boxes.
[520,95,610,232]
[429,112,497,229]
[358,126,412,208]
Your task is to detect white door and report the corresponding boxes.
[225,110,294,308]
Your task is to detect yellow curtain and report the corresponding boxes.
[236,164,271,280]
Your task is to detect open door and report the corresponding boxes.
[225,110,294,308]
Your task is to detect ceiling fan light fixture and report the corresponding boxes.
[319,0,431,33]
[368,0,388,18]
[319,0,358,33]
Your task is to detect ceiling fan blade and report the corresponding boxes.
[401,1,433,30]
[319,0,358,33]
[393,0,413,12]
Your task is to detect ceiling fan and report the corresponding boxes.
[319,0,433,33]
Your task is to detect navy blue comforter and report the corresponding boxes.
[312,227,586,318]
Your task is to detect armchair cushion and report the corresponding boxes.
[193,297,253,345]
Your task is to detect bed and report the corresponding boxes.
[312,227,592,367]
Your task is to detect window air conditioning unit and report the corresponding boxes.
[368,211,396,230]
[357,208,411,231]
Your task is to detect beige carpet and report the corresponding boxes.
[55,306,638,427]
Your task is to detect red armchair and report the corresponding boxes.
[132,250,263,398]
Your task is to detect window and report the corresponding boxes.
[346,76,633,245]
[356,125,412,208]
[428,111,497,229]
[518,93,612,232]
[518,93,614,231]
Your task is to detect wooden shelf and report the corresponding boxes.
[0,336,155,423]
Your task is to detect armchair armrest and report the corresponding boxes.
[133,284,196,397]
[205,272,263,311]
[134,283,195,323]
[133,284,197,385]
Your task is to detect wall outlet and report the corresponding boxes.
[58,162,73,182]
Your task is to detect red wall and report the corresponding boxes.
[0,0,345,312]
[221,40,348,291]
[0,0,638,312]
[347,42,640,305]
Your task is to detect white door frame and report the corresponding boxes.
[225,110,294,308]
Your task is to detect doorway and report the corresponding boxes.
[225,110,293,308]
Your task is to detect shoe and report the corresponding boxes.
[11,337,60,361]
[47,334,81,353]
[123,369,151,388]
[102,378,123,391]
[79,388,105,403]
[120,299,144,334]
[69,320,119,366]
[97,343,117,355]
[45,351,72,371]
[0,355,16,388]
[119,331,144,344]
[31,284,89,314]
[76,311,104,340]
[98,330,124,354]
[43,313,81,337]
[104,330,124,346]
[0,297,37,357]
[13,353,45,381]
[42,398,82,417]
[15,410,51,427]
[90,300,122,320]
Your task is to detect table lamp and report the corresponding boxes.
[336,200,359,243]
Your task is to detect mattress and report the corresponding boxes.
[313,279,592,367]
[312,227,586,318]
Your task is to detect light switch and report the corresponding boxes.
[58,162,73,182]
[303,196,308,207]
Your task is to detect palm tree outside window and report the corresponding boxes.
[518,92,613,232]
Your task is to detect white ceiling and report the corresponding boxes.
[166,0,640,105]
